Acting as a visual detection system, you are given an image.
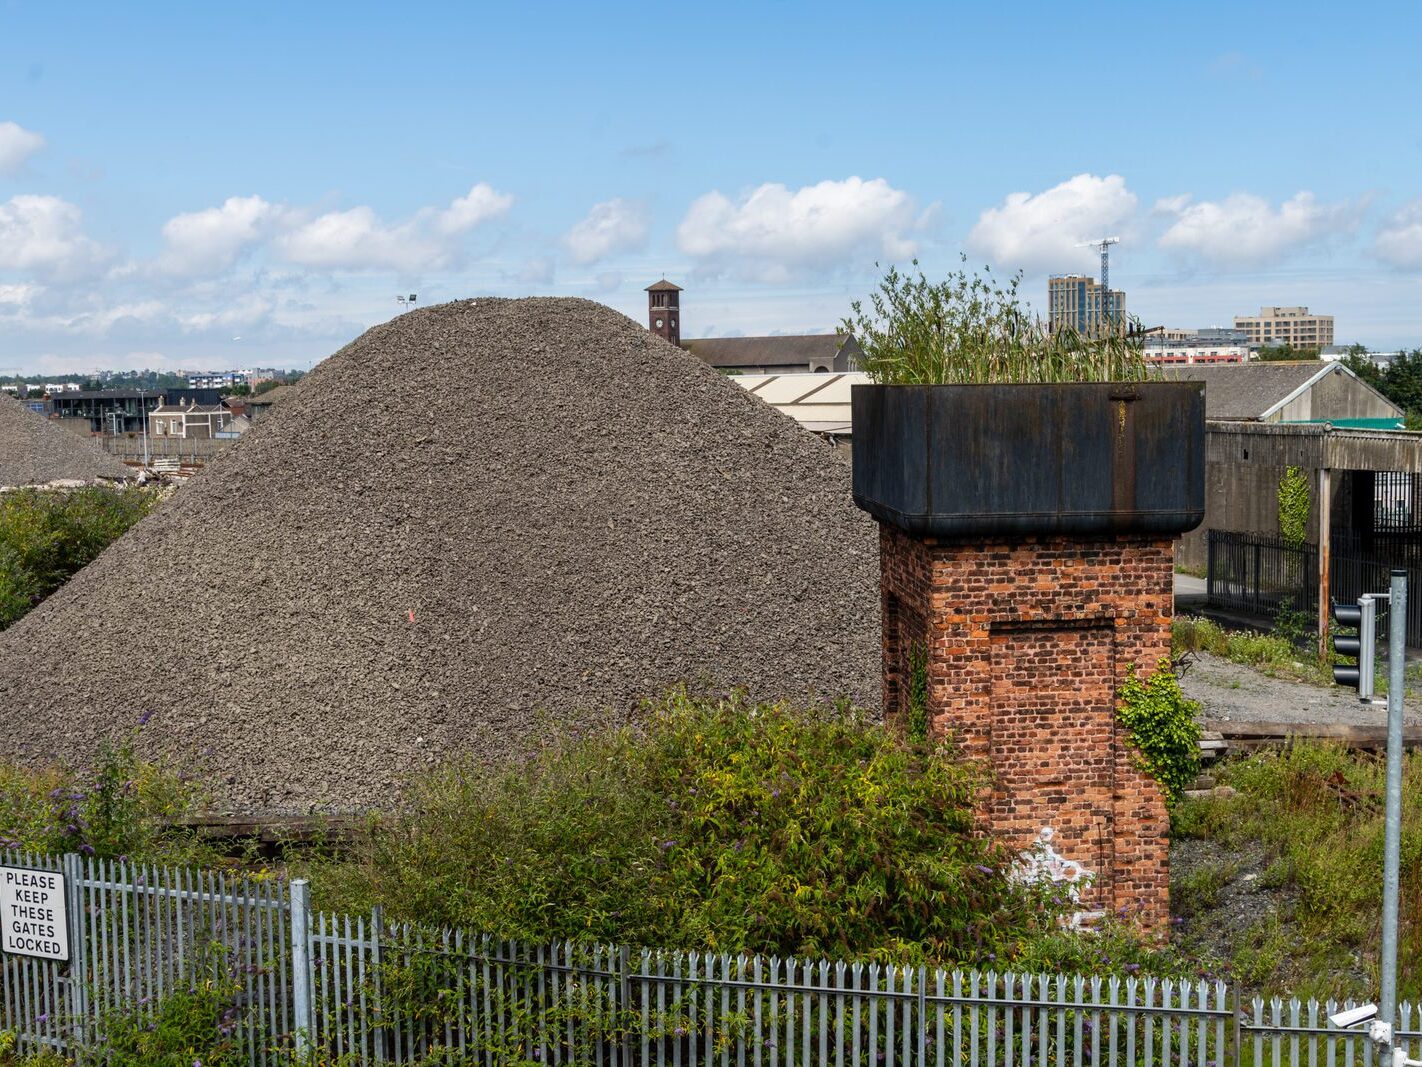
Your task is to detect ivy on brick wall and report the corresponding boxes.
[1116,660,1202,808]
[1278,466,1312,546]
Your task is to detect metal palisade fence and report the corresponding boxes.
[1,850,1419,1065]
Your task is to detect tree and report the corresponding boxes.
[1379,350,1422,414]
[1255,343,1320,362]
[1341,349,1384,391]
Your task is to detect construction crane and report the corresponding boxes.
[1077,236,1120,293]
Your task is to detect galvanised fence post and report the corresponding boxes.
[290,878,315,1059]
[61,852,87,1053]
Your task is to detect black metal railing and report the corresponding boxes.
[1206,530,1316,620]
[1206,529,1422,647]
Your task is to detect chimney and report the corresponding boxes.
[645,279,683,347]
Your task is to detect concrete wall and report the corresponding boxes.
[1177,456,1348,572]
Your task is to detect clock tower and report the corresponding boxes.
[645,279,682,346]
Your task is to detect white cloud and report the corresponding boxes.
[1375,200,1422,269]
[0,283,38,306]
[1156,191,1360,267]
[676,176,923,282]
[276,182,513,272]
[0,194,108,279]
[564,198,649,264]
[0,121,45,173]
[277,206,436,271]
[160,195,287,275]
[516,257,555,285]
[437,183,514,234]
[176,291,275,332]
[965,173,1137,274]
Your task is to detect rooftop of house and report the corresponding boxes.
[1158,361,1398,420]
[150,402,228,415]
[681,333,858,368]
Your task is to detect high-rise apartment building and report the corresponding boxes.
[1233,306,1334,350]
[1047,275,1126,336]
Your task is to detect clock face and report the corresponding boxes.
[656,318,664,328]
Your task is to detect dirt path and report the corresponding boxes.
[1180,652,1422,725]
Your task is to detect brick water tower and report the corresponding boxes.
[853,382,1205,930]
[646,279,682,347]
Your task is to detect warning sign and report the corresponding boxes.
[0,866,69,961]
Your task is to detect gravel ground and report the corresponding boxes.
[1180,652,1422,725]
[0,392,132,486]
[0,298,881,815]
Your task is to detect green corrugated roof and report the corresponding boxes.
[1284,417,1409,430]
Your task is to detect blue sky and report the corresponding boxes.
[2,0,1420,374]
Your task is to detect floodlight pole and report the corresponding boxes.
[1381,567,1407,1044]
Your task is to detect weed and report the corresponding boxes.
[1172,742,1422,999]
[1174,862,1237,916]
[1172,615,1331,685]
[844,258,1154,386]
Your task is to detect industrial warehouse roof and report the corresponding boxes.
[738,364,1405,433]
[733,372,864,434]
[1158,361,1399,421]
[683,334,858,369]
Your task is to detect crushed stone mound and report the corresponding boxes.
[0,392,133,486]
[0,298,880,814]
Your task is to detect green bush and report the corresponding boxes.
[1116,660,1201,807]
[0,727,207,864]
[312,688,1057,964]
[0,486,157,630]
[97,959,250,1066]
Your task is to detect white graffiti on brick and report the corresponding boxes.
[1013,827,1104,930]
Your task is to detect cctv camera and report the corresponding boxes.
[1330,1004,1379,1028]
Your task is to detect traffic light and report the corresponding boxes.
[1332,596,1377,699]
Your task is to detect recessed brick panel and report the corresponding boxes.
[878,525,1172,929]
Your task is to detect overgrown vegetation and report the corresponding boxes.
[0,723,208,865]
[0,486,157,630]
[1277,466,1311,546]
[310,688,1063,964]
[1173,614,1330,684]
[1173,742,1422,1000]
[844,258,1156,385]
[1116,660,1201,808]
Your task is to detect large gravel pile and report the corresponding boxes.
[0,392,132,486]
[0,298,880,814]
